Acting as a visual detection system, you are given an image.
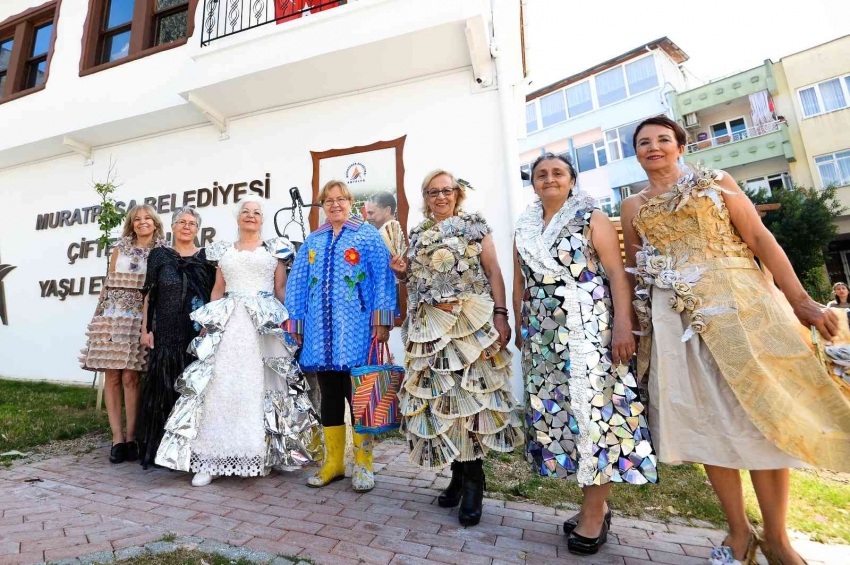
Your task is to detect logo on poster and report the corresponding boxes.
[0,253,17,326]
[346,162,367,184]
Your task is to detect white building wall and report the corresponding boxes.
[0,69,527,399]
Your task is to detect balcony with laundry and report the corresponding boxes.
[674,62,795,185]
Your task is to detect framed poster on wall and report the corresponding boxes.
[309,135,408,325]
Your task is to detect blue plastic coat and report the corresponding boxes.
[285,216,396,372]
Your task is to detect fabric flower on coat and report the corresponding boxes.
[308,249,316,264]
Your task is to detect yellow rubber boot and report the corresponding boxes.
[307,426,346,488]
[351,431,374,493]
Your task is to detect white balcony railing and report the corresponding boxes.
[686,120,783,154]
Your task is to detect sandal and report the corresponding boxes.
[760,543,809,565]
[709,527,758,565]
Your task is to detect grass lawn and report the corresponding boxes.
[484,450,850,544]
[113,549,312,565]
[0,378,110,459]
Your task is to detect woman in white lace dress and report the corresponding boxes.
[156,196,320,486]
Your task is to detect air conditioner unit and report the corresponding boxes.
[683,112,700,128]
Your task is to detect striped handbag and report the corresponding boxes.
[350,339,404,434]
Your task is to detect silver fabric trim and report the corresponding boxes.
[514,191,596,278]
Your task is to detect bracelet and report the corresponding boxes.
[494,311,508,318]
[494,306,509,314]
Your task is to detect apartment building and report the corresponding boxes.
[772,35,850,284]
[519,37,692,213]
[672,61,796,195]
[0,0,529,385]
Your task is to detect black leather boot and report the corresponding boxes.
[438,461,465,508]
[458,460,485,527]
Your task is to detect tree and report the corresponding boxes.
[92,161,124,272]
[745,184,846,303]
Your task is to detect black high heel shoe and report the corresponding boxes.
[563,507,612,537]
[109,443,127,464]
[458,460,485,527]
[567,515,609,555]
[438,461,464,508]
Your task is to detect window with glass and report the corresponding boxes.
[540,90,567,128]
[526,103,538,133]
[605,120,641,162]
[25,23,54,89]
[816,150,850,188]
[0,3,57,102]
[576,141,607,172]
[0,38,13,96]
[521,164,532,187]
[625,56,658,95]
[745,173,786,196]
[798,74,850,118]
[710,117,747,144]
[595,66,627,107]
[566,81,592,117]
[84,0,195,72]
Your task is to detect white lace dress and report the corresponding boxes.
[155,238,321,477]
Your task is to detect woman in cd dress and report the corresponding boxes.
[156,196,320,486]
[80,205,168,464]
[620,116,850,565]
[390,170,522,527]
[514,154,656,555]
[137,207,215,469]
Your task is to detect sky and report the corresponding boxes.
[526,0,850,88]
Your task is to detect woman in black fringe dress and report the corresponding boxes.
[138,207,215,469]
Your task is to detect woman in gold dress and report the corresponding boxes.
[619,116,850,565]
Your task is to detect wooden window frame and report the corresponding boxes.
[0,0,60,106]
[309,136,409,327]
[80,0,198,76]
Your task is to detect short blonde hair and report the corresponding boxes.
[317,180,354,205]
[122,204,165,242]
[421,169,466,217]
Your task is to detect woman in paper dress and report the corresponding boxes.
[514,154,657,555]
[390,170,522,527]
[620,116,850,565]
[156,196,320,486]
[80,204,168,464]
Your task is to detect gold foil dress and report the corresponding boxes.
[631,168,850,471]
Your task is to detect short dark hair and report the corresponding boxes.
[530,152,577,182]
[369,191,396,213]
[632,115,687,150]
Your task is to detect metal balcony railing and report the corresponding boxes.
[200,0,346,47]
[686,120,783,154]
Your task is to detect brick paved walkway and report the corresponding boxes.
[1,440,847,565]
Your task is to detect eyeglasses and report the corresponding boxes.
[175,221,198,229]
[240,210,262,217]
[425,188,455,199]
[322,198,350,207]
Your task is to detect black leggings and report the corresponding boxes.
[316,370,353,427]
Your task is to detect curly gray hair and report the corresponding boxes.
[171,206,202,229]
